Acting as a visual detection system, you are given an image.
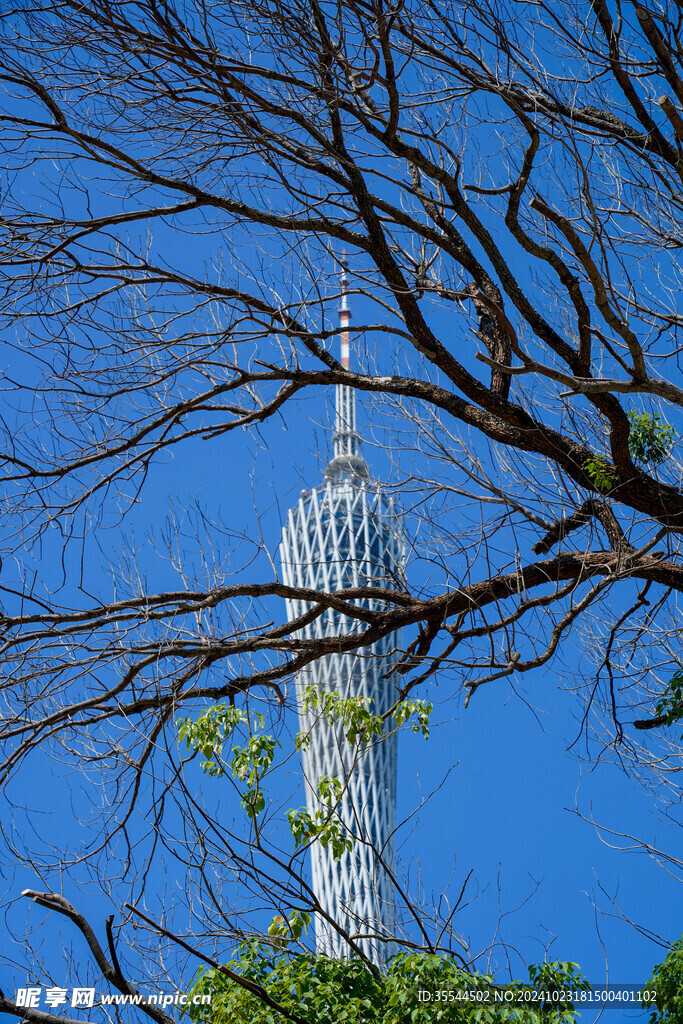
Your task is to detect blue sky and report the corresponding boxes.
[3,336,679,1023]
[2,5,683,1017]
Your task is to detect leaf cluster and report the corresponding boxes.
[583,456,615,494]
[628,412,675,467]
[297,687,433,749]
[178,705,244,776]
[179,707,278,816]
[655,671,683,728]
[267,911,313,947]
[184,947,588,1024]
[288,775,354,861]
[643,934,683,1023]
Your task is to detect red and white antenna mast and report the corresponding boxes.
[332,253,363,464]
[340,251,350,370]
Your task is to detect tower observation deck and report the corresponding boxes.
[279,262,404,963]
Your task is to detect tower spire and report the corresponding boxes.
[339,252,350,370]
[331,254,366,476]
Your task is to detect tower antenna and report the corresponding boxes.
[340,250,350,370]
[332,254,363,468]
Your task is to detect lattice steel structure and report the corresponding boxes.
[279,264,404,963]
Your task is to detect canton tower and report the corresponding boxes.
[279,261,404,963]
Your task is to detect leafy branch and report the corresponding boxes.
[654,671,683,728]
[178,707,278,817]
[628,412,675,467]
[288,776,354,861]
[296,686,433,750]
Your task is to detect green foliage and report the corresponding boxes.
[184,946,588,1024]
[296,687,433,750]
[394,698,433,738]
[654,671,683,727]
[267,911,312,947]
[297,688,384,749]
[584,455,615,493]
[628,411,675,467]
[178,704,244,776]
[524,963,589,1020]
[288,776,354,860]
[231,729,279,818]
[179,688,431,847]
[584,410,676,490]
[643,934,683,1023]
[178,706,278,817]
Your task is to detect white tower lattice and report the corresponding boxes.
[280,261,404,962]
